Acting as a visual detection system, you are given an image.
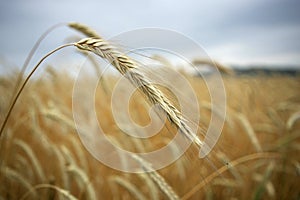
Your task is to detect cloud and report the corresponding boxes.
[0,0,299,70]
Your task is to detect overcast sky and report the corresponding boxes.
[0,0,300,71]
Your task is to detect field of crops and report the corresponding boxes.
[0,64,299,199]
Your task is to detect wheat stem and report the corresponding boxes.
[20,184,78,200]
[0,43,74,138]
[132,155,180,200]
[11,23,67,104]
[110,175,147,200]
[14,139,46,182]
[1,167,38,199]
[181,152,280,200]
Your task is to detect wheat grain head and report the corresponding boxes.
[74,37,203,148]
[68,22,100,38]
[132,155,180,200]
[1,167,38,199]
[14,139,47,183]
[109,175,147,200]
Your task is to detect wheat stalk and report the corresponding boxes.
[68,22,100,38]
[67,164,97,200]
[52,146,70,190]
[14,139,46,182]
[181,152,280,200]
[267,108,285,130]
[192,58,234,75]
[74,37,203,148]
[234,113,262,152]
[69,136,89,174]
[43,106,76,131]
[20,184,78,200]
[8,23,67,121]
[60,145,77,166]
[138,173,160,200]
[286,111,300,130]
[216,152,243,183]
[162,137,186,180]
[253,162,275,199]
[109,175,147,200]
[15,154,34,179]
[132,155,180,200]
[253,173,275,198]
[1,26,203,149]
[59,145,96,199]
[68,22,111,93]
[212,178,240,188]
[1,167,38,199]
[4,22,99,132]
[105,135,131,171]
[0,43,73,137]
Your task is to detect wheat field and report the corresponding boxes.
[0,23,300,200]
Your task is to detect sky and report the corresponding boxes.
[0,0,300,71]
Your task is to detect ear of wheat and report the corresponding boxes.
[68,22,100,38]
[74,37,203,148]
[1,167,38,199]
[132,155,180,200]
[20,184,78,200]
[0,24,203,149]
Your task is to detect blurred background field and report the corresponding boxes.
[0,64,299,199]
